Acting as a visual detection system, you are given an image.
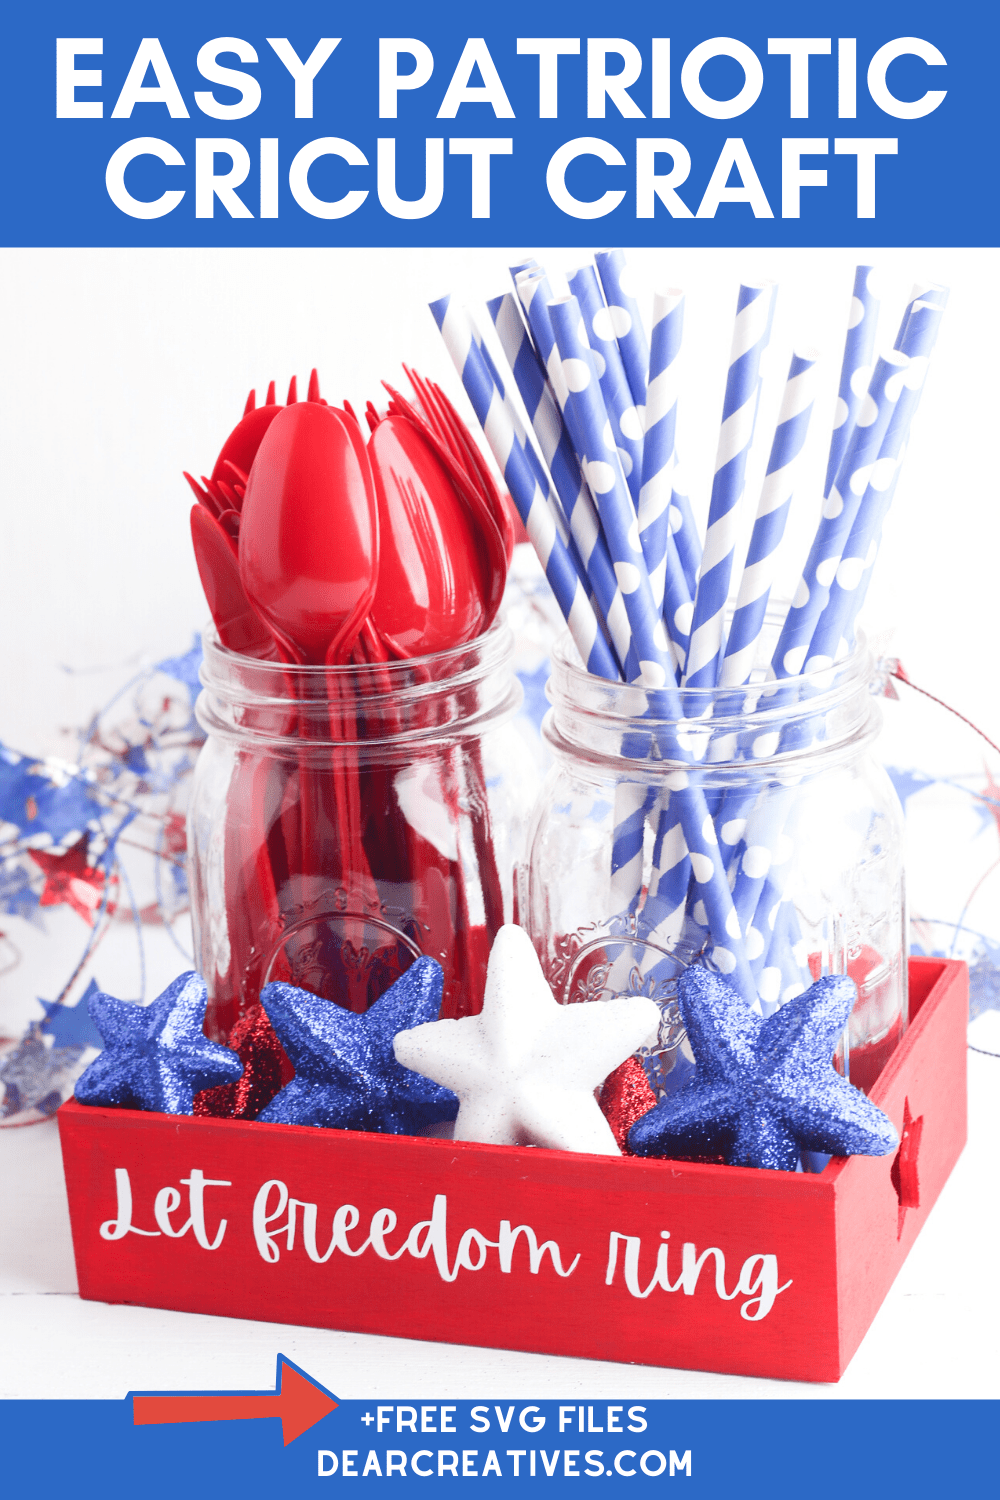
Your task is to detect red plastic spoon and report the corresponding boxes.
[367,414,504,657]
[239,401,378,666]
[238,401,380,907]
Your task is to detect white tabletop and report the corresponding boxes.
[3,1010,998,1404]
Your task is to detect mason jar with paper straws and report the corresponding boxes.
[524,614,907,1101]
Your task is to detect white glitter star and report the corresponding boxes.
[393,925,660,1154]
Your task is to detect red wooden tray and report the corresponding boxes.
[57,957,967,1383]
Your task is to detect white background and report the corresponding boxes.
[1,245,998,1400]
[0,245,996,773]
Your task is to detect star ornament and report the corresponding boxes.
[257,956,459,1134]
[75,972,242,1114]
[628,967,899,1172]
[29,833,106,924]
[394,925,661,1155]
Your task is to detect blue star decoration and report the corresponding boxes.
[38,978,107,1052]
[257,956,459,1134]
[75,972,242,1114]
[628,966,899,1172]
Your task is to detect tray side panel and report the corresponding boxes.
[58,1101,839,1382]
[833,958,968,1371]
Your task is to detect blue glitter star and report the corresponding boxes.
[257,956,458,1134]
[75,971,242,1114]
[628,966,899,1172]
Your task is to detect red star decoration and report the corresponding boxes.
[162,811,187,858]
[194,1002,294,1120]
[29,833,107,925]
[599,1056,657,1152]
[889,1095,924,1238]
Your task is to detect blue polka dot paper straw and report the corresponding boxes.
[894,281,949,347]
[823,266,879,500]
[805,299,946,670]
[770,348,910,680]
[548,295,671,690]
[719,348,819,687]
[684,282,777,688]
[568,264,645,505]
[594,249,650,413]
[430,293,618,681]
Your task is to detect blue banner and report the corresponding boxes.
[1,1377,995,1493]
[2,0,995,246]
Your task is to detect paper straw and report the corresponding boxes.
[805,299,946,669]
[594,249,651,412]
[610,783,656,916]
[684,282,777,688]
[568,264,645,504]
[488,280,654,911]
[641,289,702,613]
[430,293,618,680]
[823,266,879,499]
[487,288,599,565]
[718,349,819,687]
[542,294,755,1001]
[638,792,691,949]
[770,348,911,679]
[549,295,671,689]
[515,272,637,678]
[894,281,948,347]
[639,289,693,641]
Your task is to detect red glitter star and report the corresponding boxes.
[29,833,106,924]
[599,1056,657,1152]
[194,1002,294,1120]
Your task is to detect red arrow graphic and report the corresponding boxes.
[132,1356,338,1445]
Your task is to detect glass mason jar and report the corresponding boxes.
[189,623,535,1042]
[524,629,907,1100]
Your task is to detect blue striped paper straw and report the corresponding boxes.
[485,282,654,916]
[594,249,650,412]
[639,291,683,610]
[770,347,911,679]
[669,466,701,606]
[823,266,879,499]
[609,782,657,917]
[430,293,618,681]
[549,295,671,690]
[684,282,777,688]
[488,288,600,567]
[487,288,628,675]
[568,264,645,504]
[718,348,819,687]
[638,790,691,951]
[805,300,946,669]
[515,272,638,679]
[643,289,702,617]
